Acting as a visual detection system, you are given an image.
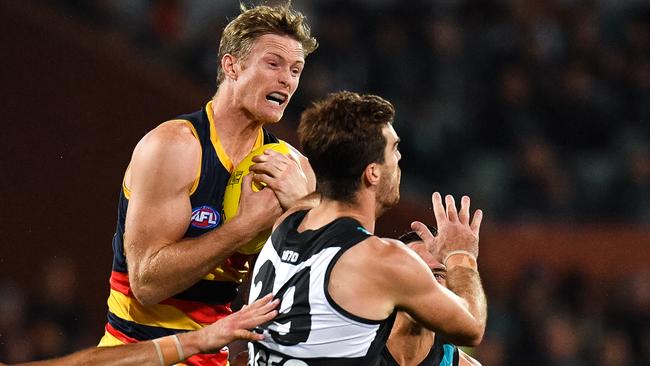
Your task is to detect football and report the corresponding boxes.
[222,141,291,254]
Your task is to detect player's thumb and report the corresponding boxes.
[241,173,255,196]
[411,221,439,253]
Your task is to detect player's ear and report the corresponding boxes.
[222,54,239,80]
[364,163,381,187]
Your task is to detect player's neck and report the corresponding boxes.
[300,197,376,233]
[386,312,434,365]
[211,92,262,165]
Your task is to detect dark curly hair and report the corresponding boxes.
[298,91,395,202]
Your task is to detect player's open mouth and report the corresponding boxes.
[266,92,288,106]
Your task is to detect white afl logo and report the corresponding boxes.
[190,206,220,229]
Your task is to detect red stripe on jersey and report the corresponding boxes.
[161,297,232,324]
[184,351,229,366]
[105,322,139,344]
[109,271,133,296]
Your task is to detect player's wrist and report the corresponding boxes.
[221,215,259,244]
[152,334,186,366]
[176,331,202,360]
[443,250,478,270]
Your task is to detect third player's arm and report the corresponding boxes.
[11,295,279,366]
[124,122,281,306]
[386,241,486,347]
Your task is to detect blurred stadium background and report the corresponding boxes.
[0,0,647,365]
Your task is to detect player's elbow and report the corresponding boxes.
[443,318,484,347]
[130,272,164,307]
[457,322,485,347]
[466,330,484,347]
[131,285,160,307]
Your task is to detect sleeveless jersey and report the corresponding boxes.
[99,101,279,366]
[378,335,459,366]
[248,210,397,366]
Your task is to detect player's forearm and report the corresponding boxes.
[444,266,487,346]
[15,342,162,366]
[14,332,210,366]
[130,216,259,306]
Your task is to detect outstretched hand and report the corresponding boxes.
[411,192,483,263]
[198,294,279,353]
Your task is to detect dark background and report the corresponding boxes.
[0,1,648,365]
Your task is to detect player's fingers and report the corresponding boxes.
[263,149,291,166]
[245,293,273,311]
[251,172,277,191]
[250,162,282,178]
[411,221,438,253]
[431,192,446,224]
[240,307,278,330]
[251,153,269,163]
[264,148,284,157]
[255,309,279,325]
[233,329,265,342]
[241,173,254,195]
[250,171,269,185]
[250,295,278,314]
[459,196,470,225]
[470,209,483,235]
[446,195,458,222]
[411,221,436,242]
[239,297,278,327]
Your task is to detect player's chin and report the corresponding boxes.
[259,109,285,124]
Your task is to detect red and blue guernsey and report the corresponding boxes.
[99,101,279,365]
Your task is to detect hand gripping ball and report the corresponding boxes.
[223,141,291,254]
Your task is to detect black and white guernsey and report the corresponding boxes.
[248,210,397,366]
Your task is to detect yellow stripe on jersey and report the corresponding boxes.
[183,120,202,195]
[122,163,132,200]
[205,101,264,173]
[107,290,204,331]
[97,331,125,347]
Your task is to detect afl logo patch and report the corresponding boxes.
[190,206,221,229]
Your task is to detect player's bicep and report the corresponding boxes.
[123,126,200,261]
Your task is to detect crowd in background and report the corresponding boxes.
[1,1,647,366]
[1,258,648,365]
[56,0,649,223]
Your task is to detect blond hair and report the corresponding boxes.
[216,3,318,85]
